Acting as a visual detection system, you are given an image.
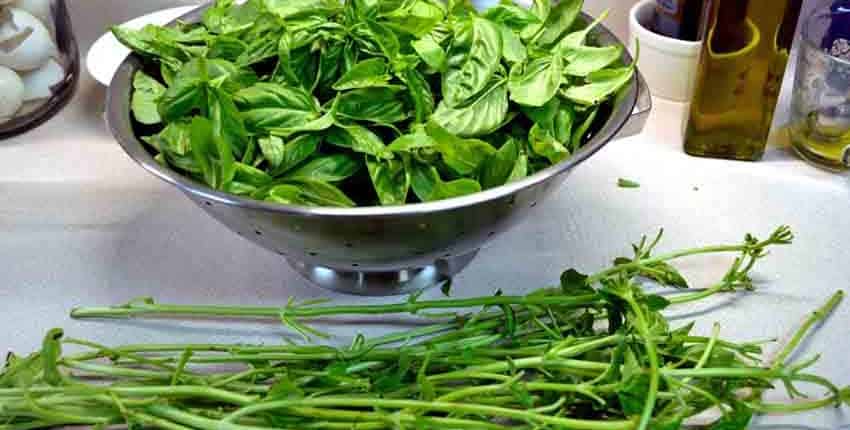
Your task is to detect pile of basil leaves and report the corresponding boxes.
[118,0,634,208]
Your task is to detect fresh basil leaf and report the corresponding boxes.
[235,83,322,132]
[208,89,240,184]
[432,177,481,201]
[208,36,249,62]
[400,68,435,124]
[264,0,342,19]
[367,156,410,206]
[327,125,393,159]
[508,54,563,107]
[286,179,356,207]
[190,116,217,187]
[563,45,623,77]
[427,121,497,175]
[203,0,260,34]
[131,71,166,125]
[482,3,541,31]
[333,58,391,91]
[443,17,502,107]
[285,154,360,182]
[479,138,519,189]
[382,0,444,38]
[271,134,322,176]
[507,151,528,182]
[336,87,409,124]
[433,79,508,137]
[144,121,201,174]
[179,58,259,93]
[412,36,447,72]
[235,162,273,187]
[563,66,635,106]
[366,20,401,60]
[316,41,347,95]
[258,136,287,170]
[274,33,300,87]
[498,24,527,64]
[387,126,436,152]
[268,109,336,138]
[570,106,598,151]
[159,78,204,123]
[520,0,551,41]
[529,123,569,164]
[531,0,583,47]
[111,25,186,70]
[560,10,608,50]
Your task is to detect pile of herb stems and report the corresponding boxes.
[2,226,847,430]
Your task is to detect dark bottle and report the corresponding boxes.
[684,0,804,161]
[654,0,705,41]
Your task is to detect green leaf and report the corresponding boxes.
[426,121,496,175]
[443,17,502,107]
[274,33,300,87]
[332,58,391,90]
[144,121,201,174]
[236,83,324,132]
[387,127,437,152]
[520,0,551,41]
[482,2,541,31]
[131,71,166,125]
[158,78,204,123]
[336,87,409,124]
[267,375,305,399]
[273,135,322,176]
[532,0,583,47]
[367,156,410,206]
[645,295,672,312]
[284,154,361,182]
[507,152,528,182]
[560,10,608,51]
[563,66,635,106]
[498,24,527,64]
[180,58,259,93]
[431,177,481,201]
[564,45,623,77]
[366,20,401,59]
[208,89,240,185]
[208,36,250,62]
[433,79,508,137]
[479,138,519,189]
[571,107,598,151]
[412,36,447,72]
[560,268,593,294]
[327,125,393,159]
[382,0,444,38]
[290,179,356,207]
[529,123,569,164]
[509,55,564,107]
[190,116,217,187]
[258,136,287,170]
[264,0,341,19]
[40,329,64,386]
[234,162,273,187]
[618,178,640,189]
[401,68,435,124]
[708,403,753,430]
[617,373,650,416]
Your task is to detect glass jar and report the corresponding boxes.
[0,0,79,139]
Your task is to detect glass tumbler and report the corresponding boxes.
[790,5,850,170]
[0,0,79,140]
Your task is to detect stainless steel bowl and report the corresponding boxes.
[107,6,651,296]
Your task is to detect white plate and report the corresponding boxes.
[86,6,198,86]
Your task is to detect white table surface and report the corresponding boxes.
[2,1,849,428]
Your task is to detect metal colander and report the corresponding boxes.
[106,6,651,296]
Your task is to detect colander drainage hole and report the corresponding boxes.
[204,201,212,206]
[309,252,318,257]
[345,243,354,248]
[488,232,496,237]
[352,263,360,268]
[530,202,538,208]
[255,230,263,236]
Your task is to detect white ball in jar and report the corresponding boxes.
[0,8,56,71]
[0,65,25,120]
[21,56,62,100]
[9,0,51,24]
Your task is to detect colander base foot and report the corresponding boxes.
[288,251,479,296]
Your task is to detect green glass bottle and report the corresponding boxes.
[684,0,803,161]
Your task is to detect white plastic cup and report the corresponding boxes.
[628,0,702,102]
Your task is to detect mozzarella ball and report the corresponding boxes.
[0,8,55,71]
[10,0,51,24]
[0,65,25,119]
[21,56,62,100]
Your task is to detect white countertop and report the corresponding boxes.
[1,1,849,428]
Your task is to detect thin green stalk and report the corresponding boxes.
[623,296,660,430]
[221,397,637,430]
[772,291,844,369]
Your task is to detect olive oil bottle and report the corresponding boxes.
[684,0,804,161]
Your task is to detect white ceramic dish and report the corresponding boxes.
[628,0,702,102]
[86,6,197,86]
